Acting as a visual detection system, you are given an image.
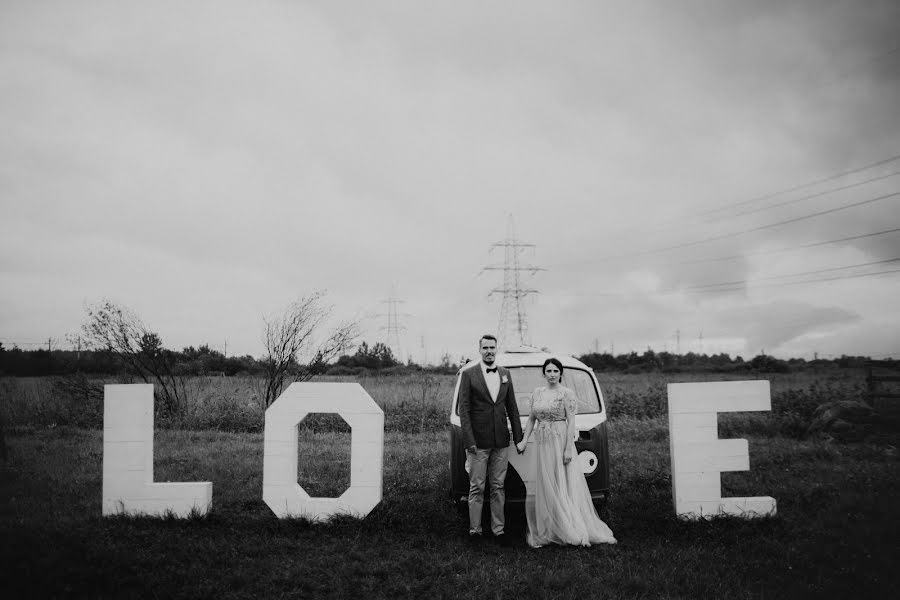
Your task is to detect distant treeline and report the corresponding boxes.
[0,340,455,378]
[575,349,883,373]
[0,340,889,377]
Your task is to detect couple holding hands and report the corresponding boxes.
[458,334,617,548]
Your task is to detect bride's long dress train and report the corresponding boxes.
[525,387,617,548]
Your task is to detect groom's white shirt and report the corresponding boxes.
[480,360,501,402]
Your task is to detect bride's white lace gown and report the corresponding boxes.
[525,386,617,548]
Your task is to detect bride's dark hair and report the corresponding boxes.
[542,357,564,381]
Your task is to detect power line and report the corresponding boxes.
[553,155,900,272]
[697,153,900,219]
[682,257,900,291]
[690,267,900,294]
[625,190,900,260]
[641,152,900,237]
[704,170,900,223]
[674,227,900,266]
[549,263,900,298]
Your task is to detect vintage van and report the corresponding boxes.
[448,348,610,508]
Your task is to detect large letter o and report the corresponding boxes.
[262,382,384,520]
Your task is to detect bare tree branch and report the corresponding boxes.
[261,292,359,407]
[81,300,189,420]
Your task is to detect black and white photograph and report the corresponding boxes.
[1,1,899,598]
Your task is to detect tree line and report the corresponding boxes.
[574,349,881,373]
[1,339,883,379]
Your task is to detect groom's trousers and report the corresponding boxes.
[465,446,509,535]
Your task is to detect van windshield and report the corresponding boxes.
[505,366,601,415]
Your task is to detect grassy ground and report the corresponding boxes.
[2,420,898,599]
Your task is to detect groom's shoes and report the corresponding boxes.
[468,531,484,545]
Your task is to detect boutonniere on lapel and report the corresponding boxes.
[501,375,509,384]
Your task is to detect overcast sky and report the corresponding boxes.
[2,0,899,363]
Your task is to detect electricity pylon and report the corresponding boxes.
[481,215,544,351]
[377,284,410,363]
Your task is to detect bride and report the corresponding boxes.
[515,358,617,548]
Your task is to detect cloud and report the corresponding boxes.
[714,299,860,354]
[1,0,899,359]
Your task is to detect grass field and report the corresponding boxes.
[1,371,898,598]
[0,368,875,435]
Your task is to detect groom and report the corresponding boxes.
[458,334,523,545]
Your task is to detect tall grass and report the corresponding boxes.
[0,373,456,434]
[1,369,876,439]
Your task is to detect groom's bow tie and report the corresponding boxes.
[486,367,498,373]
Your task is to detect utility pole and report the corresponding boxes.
[676,329,681,354]
[698,331,704,354]
[224,339,227,358]
[67,335,82,360]
[377,284,410,363]
[481,215,544,350]
[420,335,427,366]
[65,334,83,362]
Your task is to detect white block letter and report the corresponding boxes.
[103,384,212,517]
[668,381,777,520]
[263,382,384,520]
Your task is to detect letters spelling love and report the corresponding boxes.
[102,381,774,521]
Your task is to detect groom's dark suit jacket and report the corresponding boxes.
[458,362,523,450]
